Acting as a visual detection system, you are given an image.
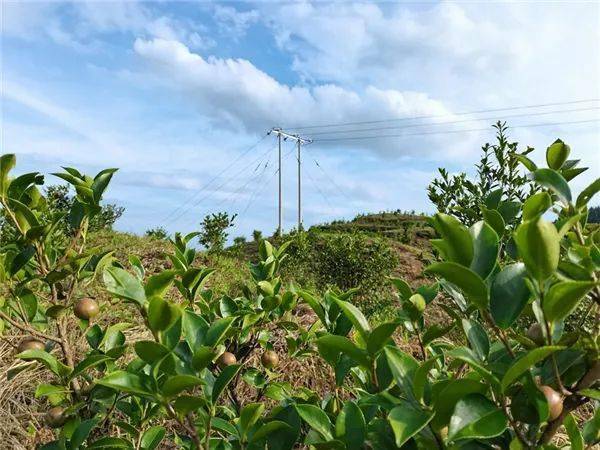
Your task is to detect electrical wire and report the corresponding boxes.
[287,98,600,131]
[303,106,600,137]
[312,118,600,143]
[162,133,268,223]
[167,140,274,225]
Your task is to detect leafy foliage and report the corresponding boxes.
[198,211,237,254]
[0,129,599,450]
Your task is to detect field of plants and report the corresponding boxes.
[0,126,599,449]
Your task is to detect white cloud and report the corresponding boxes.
[213,5,259,40]
[133,37,453,157]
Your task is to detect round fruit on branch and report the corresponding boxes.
[539,385,563,421]
[17,337,45,353]
[261,350,279,369]
[216,352,237,368]
[45,406,66,428]
[73,298,99,320]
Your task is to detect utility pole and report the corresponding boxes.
[268,128,312,233]
[297,139,301,230]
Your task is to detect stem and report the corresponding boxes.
[415,327,427,360]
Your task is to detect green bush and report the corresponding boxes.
[0,133,599,450]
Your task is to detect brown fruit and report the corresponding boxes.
[45,406,66,428]
[261,350,279,369]
[17,337,45,353]
[217,352,237,368]
[527,323,545,346]
[539,385,563,421]
[74,298,99,320]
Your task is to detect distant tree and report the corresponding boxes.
[589,205,600,223]
[252,229,263,242]
[199,212,237,253]
[145,227,168,240]
[233,236,246,246]
[428,122,536,227]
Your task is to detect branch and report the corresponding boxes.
[0,310,62,344]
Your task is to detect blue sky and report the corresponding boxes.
[2,1,599,240]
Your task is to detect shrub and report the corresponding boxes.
[428,122,538,229]
[198,211,236,254]
[145,226,169,240]
[589,205,600,223]
[0,133,599,450]
[252,229,263,242]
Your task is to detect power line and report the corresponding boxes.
[312,118,600,143]
[167,141,274,225]
[162,133,268,223]
[287,98,600,131]
[304,147,353,203]
[303,106,600,137]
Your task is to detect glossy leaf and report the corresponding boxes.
[448,394,507,441]
[501,346,564,392]
[295,404,333,440]
[515,218,560,283]
[335,401,366,450]
[522,192,553,220]
[546,139,570,170]
[103,266,146,306]
[530,168,572,205]
[425,262,488,309]
[490,263,531,329]
[388,403,434,448]
[543,280,596,323]
[431,213,473,266]
[469,221,499,279]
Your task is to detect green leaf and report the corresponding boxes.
[514,153,537,171]
[295,404,333,440]
[192,346,215,371]
[564,413,584,450]
[515,218,560,283]
[448,394,507,441]
[212,364,242,404]
[145,270,177,299]
[86,437,133,449]
[249,420,293,444]
[469,221,499,279]
[388,403,434,447]
[583,408,600,445]
[17,349,71,377]
[103,266,146,306]
[431,213,473,266]
[96,370,154,397]
[425,262,488,309]
[134,341,171,365]
[70,418,101,449]
[161,375,204,398]
[461,319,489,361]
[0,154,16,196]
[147,296,181,333]
[447,347,499,389]
[501,346,565,392]
[332,297,371,341]
[490,263,531,329]
[482,207,506,237]
[522,192,553,220]
[543,280,596,323]
[70,354,113,380]
[240,403,265,437]
[367,321,400,355]
[140,426,166,450]
[431,379,487,430]
[413,356,442,402]
[335,402,365,450]
[384,346,419,399]
[546,139,570,170]
[10,245,36,276]
[576,177,600,208]
[316,334,370,367]
[530,168,572,205]
[205,317,235,347]
[390,278,412,300]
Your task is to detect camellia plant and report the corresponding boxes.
[0,134,598,450]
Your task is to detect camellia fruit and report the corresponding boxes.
[527,323,545,346]
[45,406,66,428]
[17,337,45,353]
[217,352,237,368]
[539,385,563,420]
[261,350,279,369]
[74,298,99,320]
